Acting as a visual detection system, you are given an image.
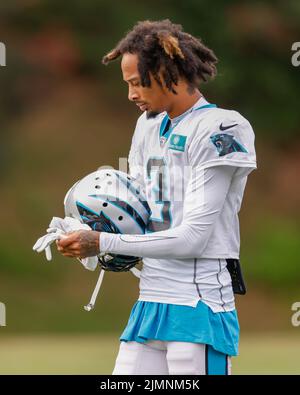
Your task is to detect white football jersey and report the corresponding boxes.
[100,96,257,311]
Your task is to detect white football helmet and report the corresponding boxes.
[64,168,151,271]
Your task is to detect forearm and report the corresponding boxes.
[100,217,215,259]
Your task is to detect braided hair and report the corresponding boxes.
[102,19,218,94]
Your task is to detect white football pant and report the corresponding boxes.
[112,340,231,375]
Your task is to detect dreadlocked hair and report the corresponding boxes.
[102,19,218,94]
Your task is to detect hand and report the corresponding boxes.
[56,230,100,259]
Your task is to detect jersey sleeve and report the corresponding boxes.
[188,111,257,176]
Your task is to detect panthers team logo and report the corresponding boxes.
[210,133,248,157]
[76,203,121,233]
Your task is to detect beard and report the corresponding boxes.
[146,110,160,119]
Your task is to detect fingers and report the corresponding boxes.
[57,232,80,248]
[60,252,78,258]
[56,240,79,253]
[56,241,82,258]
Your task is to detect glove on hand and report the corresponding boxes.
[33,216,98,270]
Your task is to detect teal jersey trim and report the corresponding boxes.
[159,103,217,143]
[160,115,171,138]
[120,300,239,357]
[193,103,217,111]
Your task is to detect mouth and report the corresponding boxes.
[136,102,148,111]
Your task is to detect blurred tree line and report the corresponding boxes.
[0,0,299,141]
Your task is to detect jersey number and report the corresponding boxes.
[146,157,171,232]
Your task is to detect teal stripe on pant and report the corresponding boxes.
[205,345,228,375]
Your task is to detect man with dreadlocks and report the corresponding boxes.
[57,19,256,375]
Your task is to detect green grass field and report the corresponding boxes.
[0,333,299,375]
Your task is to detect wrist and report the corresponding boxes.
[93,231,100,254]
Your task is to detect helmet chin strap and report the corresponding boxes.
[84,265,141,312]
[84,269,105,311]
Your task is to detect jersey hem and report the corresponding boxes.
[137,296,236,313]
[200,253,240,259]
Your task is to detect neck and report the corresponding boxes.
[167,89,202,119]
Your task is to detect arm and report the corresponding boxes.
[99,165,236,259]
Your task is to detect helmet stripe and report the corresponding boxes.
[115,173,151,216]
[89,194,147,233]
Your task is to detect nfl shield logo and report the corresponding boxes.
[172,135,180,145]
[160,136,167,147]
[168,134,187,152]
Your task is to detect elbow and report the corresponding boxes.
[174,224,210,259]
[165,237,206,259]
[178,242,205,259]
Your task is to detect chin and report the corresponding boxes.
[146,110,160,119]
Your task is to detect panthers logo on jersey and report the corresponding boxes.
[210,133,248,157]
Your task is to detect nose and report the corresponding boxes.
[128,86,139,102]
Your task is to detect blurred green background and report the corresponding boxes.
[0,0,299,374]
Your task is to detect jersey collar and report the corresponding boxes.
[159,97,217,144]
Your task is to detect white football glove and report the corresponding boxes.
[33,216,99,271]
[32,228,66,261]
[47,216,90,233]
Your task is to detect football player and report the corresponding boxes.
[57,19,256,375]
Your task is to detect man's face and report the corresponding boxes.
[121,53,170,118]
